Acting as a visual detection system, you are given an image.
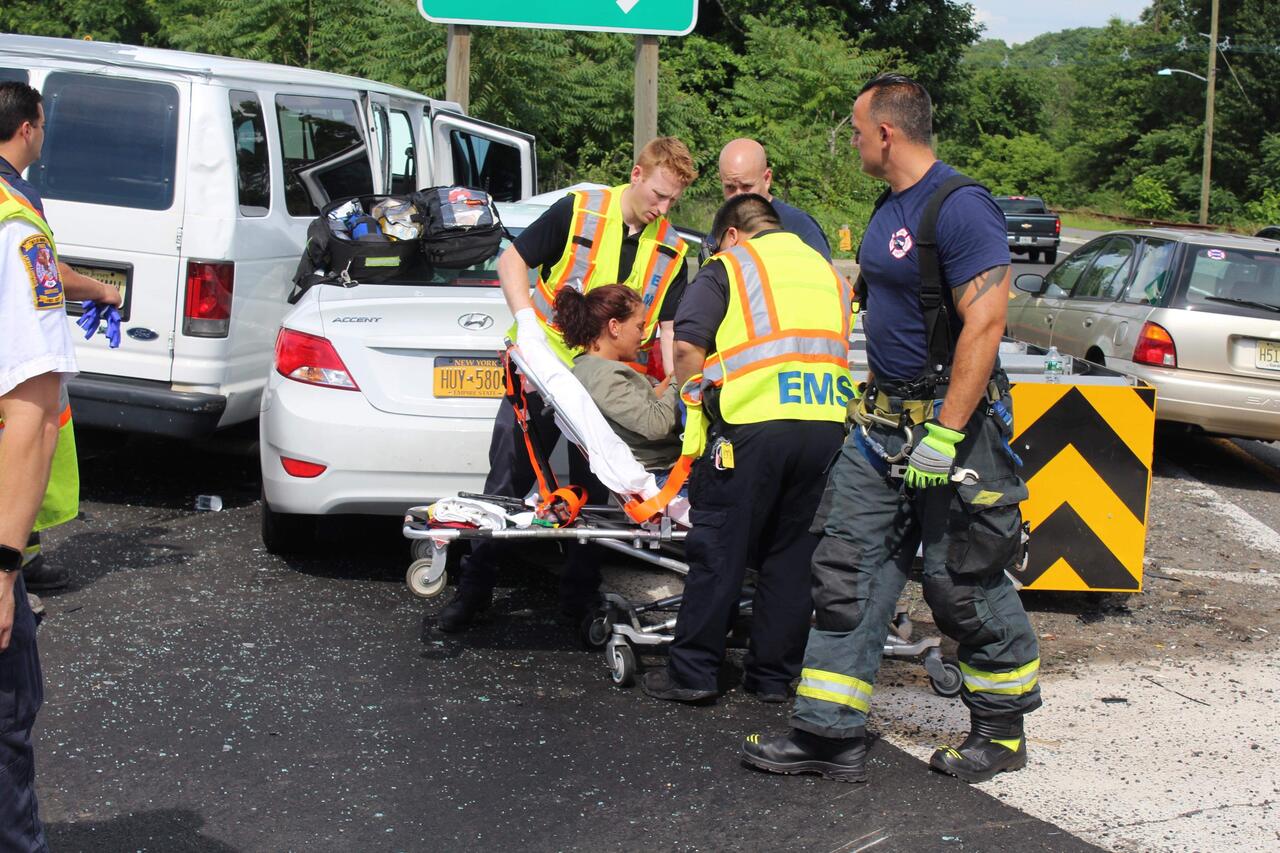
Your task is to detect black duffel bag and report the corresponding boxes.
[318,194,424,282]
[413,186,506,270]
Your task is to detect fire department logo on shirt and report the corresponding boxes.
[888,227,914,259]
[19,234,63,311]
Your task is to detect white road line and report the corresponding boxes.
[1165,462,1280,553]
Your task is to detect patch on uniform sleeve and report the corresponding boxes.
[19,234,63,311]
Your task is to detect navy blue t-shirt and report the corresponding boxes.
[860,161,1008,381]
[0,155,46,218]
[772,197,831,260]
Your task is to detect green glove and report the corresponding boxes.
[904,421,965,489]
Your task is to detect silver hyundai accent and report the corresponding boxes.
[1008,228,1280,442]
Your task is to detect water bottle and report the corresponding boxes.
[195,494,224,512]
[1043,345,1063,383]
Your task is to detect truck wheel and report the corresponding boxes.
[1045,249,1058,264]
[1027,250,1040,263]
[260,493,317,556]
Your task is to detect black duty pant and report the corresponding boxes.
[1,571,47,853]
[456,390,606,609]
[667,419,845,694]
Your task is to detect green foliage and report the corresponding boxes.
[1126,173,1178,218]
[1245,189,1280,224]
[944,133,1067,202]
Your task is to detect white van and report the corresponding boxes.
[0,34,536,437]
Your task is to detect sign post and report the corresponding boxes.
[421,1,697,157]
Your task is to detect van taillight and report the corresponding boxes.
[274,328,359,390]
[183,260,234,337]
[1133,321,1177,368]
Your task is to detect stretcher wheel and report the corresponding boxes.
[406,557,447,599]
[929,661,963,698]
[581,611,613,650]
[608,641,637,688]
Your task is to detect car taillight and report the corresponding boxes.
[1133,321,1177,368]
[280,456,327,478]
[183,260,234,337]
[274,328,359,390]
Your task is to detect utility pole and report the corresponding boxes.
[633,35,659,161]
[446,24,471,112]
[1199,0,1218,226]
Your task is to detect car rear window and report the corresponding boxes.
[30,72,180,210]
[996,198,1047,214]
[1179,245,1280,313]
[412,231,525,287]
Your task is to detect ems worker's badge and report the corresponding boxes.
[888,227,914,260]
[20,234,63,311]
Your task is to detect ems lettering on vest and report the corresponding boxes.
[778,371,854,407]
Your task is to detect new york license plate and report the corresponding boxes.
[1256,339,1280,371]
[66,262,130,319]
[433,356,504,398]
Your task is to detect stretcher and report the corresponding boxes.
[403,334,962,697]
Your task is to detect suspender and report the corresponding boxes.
[853,173,985,383]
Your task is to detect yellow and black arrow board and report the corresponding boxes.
[1008,382,1156,593]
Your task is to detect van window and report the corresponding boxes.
[0,69,27,83]
[389,110,416,194]
[449,129,521,202]
[275,94,372,216]
[229,90,270,217]
[30,72,179,210]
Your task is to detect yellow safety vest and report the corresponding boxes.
[1,176,80,530]
[515,184,688,365]
[681,232,852,456]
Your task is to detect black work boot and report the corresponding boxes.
[437,589,492,633]
[741,728,868,783]
[929,714,1027,783]
[22,534,69,592]
[641,668,717,704]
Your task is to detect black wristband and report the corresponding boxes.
[0,544,23,573]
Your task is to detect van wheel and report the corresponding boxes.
[261,494,317,555]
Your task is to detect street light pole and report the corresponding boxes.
[1199,0,1219,226]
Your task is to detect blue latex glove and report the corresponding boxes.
[904,421,965,489]
[77,301,123,348]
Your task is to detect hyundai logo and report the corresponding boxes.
[458,312,494,331]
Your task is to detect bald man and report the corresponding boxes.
[718,139,831,260]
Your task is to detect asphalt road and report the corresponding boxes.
[27,246,1277,852]
[28,427,1107,853]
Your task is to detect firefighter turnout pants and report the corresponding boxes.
[792,388,1041,737]
[668,419,845,695]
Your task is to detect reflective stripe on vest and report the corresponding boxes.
[0,176,57,245]
[700,232,852,425]
[520,184,688,366]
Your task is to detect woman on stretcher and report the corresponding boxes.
[553,284,683,476]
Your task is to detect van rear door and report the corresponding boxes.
[31,70,189,383]
[429,112,536,201]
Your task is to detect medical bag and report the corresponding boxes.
[413,186,506,270]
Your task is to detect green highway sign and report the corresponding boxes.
[419,0,698,36]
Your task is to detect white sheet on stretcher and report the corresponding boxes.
[516,335,691,528]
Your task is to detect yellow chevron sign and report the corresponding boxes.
[1008,382,1156,592]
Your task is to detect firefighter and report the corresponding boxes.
[742,73,1041,783]
[641,193,851,704]
[439,137,697,633]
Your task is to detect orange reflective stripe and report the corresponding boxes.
[742,241,781,333]
[623,455,692,523]
[59,404,72,428]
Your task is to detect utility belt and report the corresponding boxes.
[850,369,1012,469]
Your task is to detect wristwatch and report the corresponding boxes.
[0,544,22,574]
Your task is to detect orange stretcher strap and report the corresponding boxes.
[623,455,692,523]
[536,484,588,527]
[506,348,554,503]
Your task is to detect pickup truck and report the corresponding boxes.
[996,196,1061,265]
